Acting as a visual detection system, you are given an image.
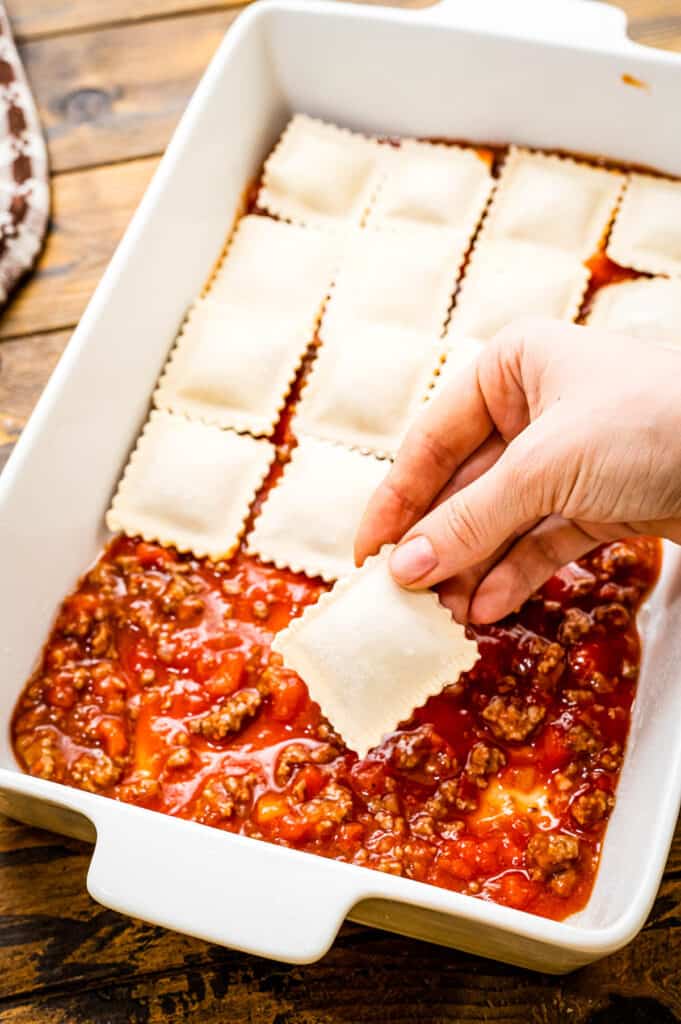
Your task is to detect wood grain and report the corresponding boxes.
[5,0,247,42]
[0,157,158,340]
[19,11,240,173]
[618,0,681,50]
[0,822,225,1004]
[0,329,70,469]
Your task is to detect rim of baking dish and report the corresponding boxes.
[0,760,674,960]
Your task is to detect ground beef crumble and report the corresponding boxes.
[70,752,123,792]
[188,688,262,740]
[300,782,353,834]
[514,635,565,689]
[571,789,614,827]
[481,695,546,742]
[10,532,661,923]
[391,726,434,771]
[464,742,506,788]
[274,743,313,787]
[567,723,602,757]
[424,778,462,819]
[195,772,258,822]
[558,608,593,645]
[526,832,580,898]
[390,725,456,780]
[592,603,630,629]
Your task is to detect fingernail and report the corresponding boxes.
[390,536,438,584]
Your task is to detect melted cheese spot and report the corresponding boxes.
[473,777,560,830]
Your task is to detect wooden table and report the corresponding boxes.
[1,1,681,1019]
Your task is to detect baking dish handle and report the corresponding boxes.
[86,800,361,963]
[421,0,639,54]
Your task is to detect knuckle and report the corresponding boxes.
[473,560,529,622]
[539,438,583,516]
[381,474,421,517]
[491,317,579,384]
[414,427,459,476]
[442,492,486,555]
[495,558,531,607]
[505,435,557,518]
[527,528,562,576]
[532,529,558,567]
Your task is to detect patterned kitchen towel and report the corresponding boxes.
[0,4,49,307]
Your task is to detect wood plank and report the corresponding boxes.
[0,815,83,854]
[0,157,158,341]
[5,0,246,42]
[0,330,70,470]
[19,11,241,173]
[0,819,226,1004]
[617,0,681,50]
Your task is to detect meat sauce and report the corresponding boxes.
[12,518,660,921]
[11,158,662,922]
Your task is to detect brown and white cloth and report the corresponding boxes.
[0,4,49,307]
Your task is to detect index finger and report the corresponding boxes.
[354,358,493,564]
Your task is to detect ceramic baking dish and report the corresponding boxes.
[2,0,681,974]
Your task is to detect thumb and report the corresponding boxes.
[389,423,556,589]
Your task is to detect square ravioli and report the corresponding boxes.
[209,215,341,321]
[586,277,681,346]
[273,546,479,756]
[482,147,623,256]
[608,173,681,276]
[368,140,493,237]
[246,436,387,582]
[325,226,467,336]
[258,114,381,227]
[154,298,313,436]
[106,411,274,559]
[294,319,443,457]
[447,239,589,343]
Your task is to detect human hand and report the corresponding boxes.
[354,318,681,624]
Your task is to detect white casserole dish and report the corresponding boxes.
[1,0,681,974]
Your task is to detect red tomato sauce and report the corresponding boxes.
[12,527,660,922]
[11,170,662,922]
